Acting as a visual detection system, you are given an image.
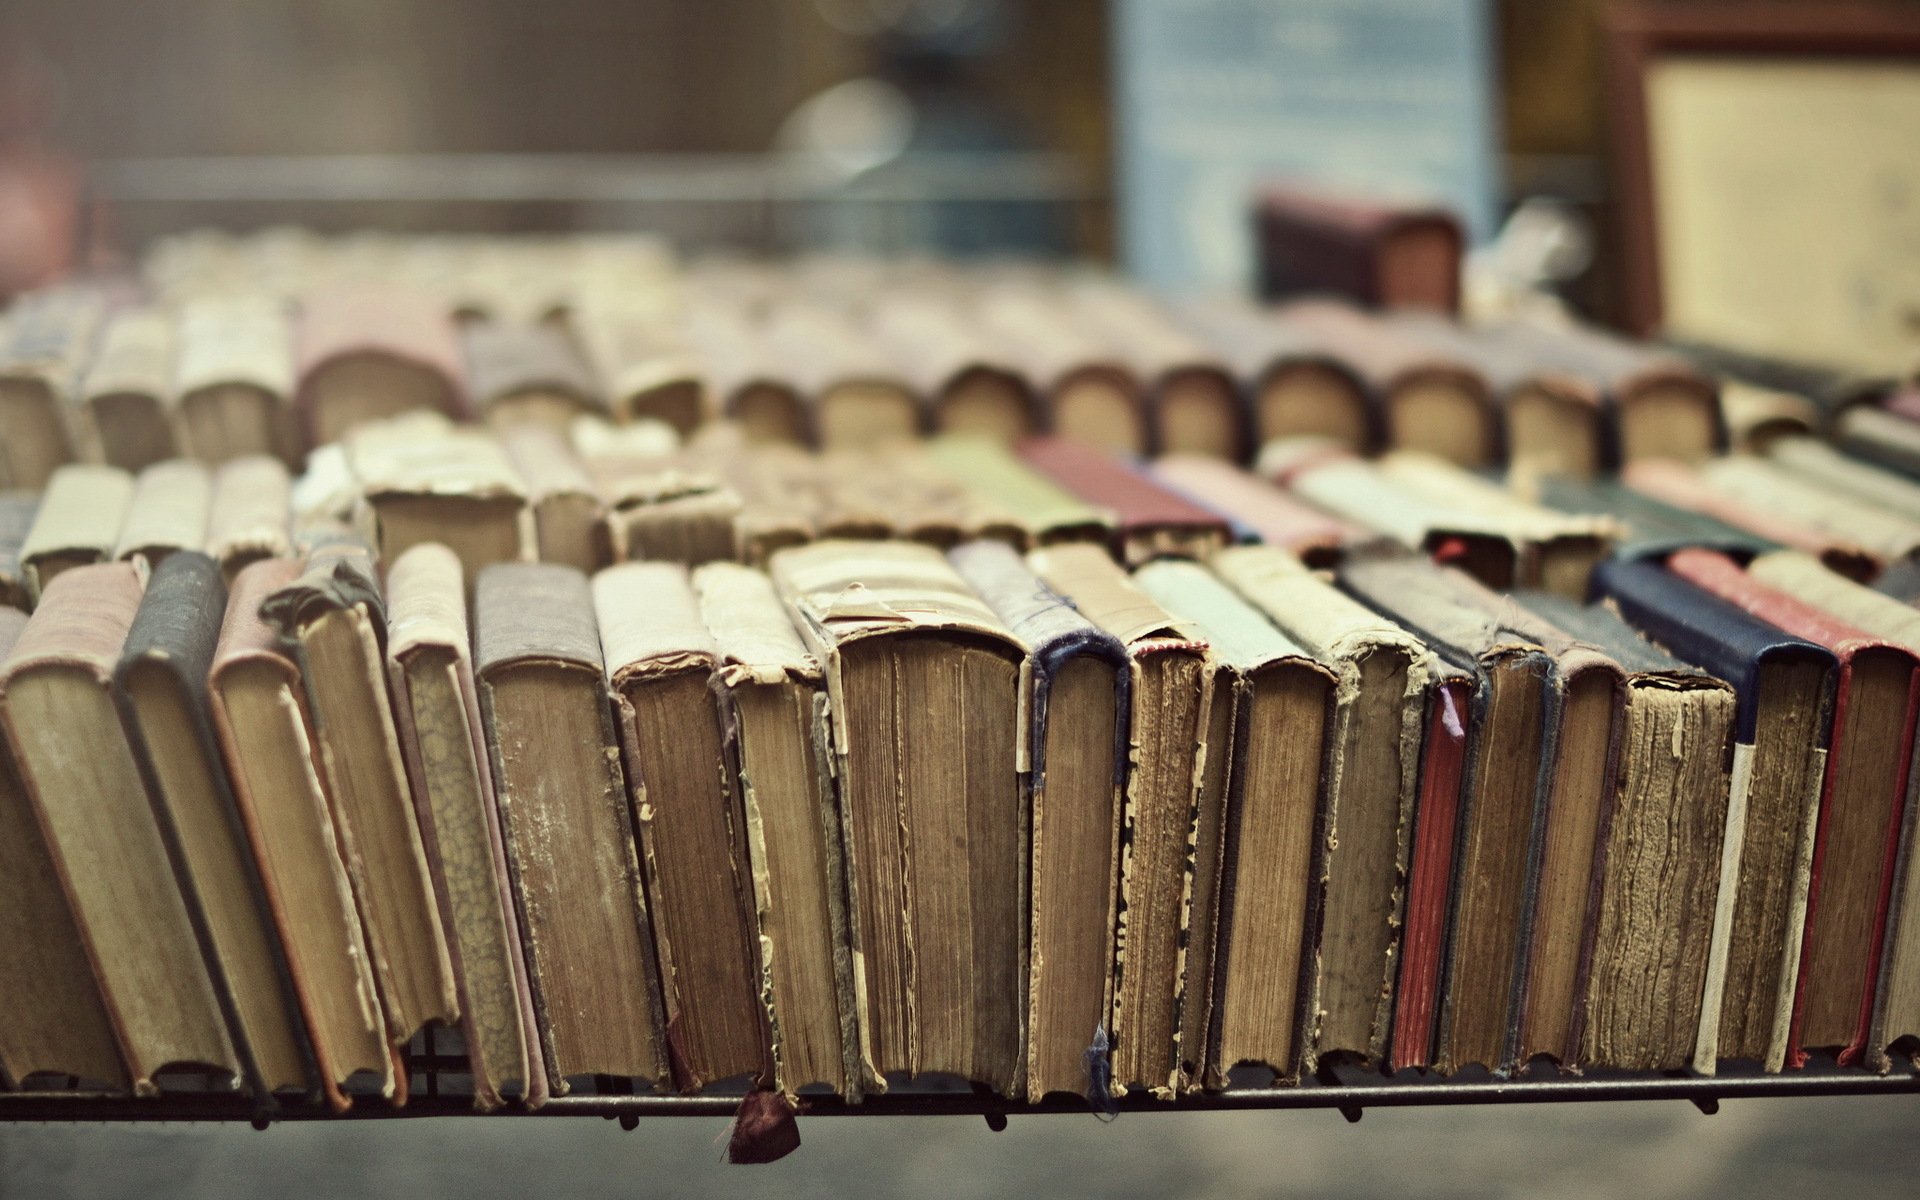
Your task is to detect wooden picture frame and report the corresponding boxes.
[1603,2,1920,364]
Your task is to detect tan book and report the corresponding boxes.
[866,296,1036,443]
[1698,456,1920,568]
[1067,282,1243,459]
[1029,542,1215,1096]
[694,437,823,565]
[473,563,668,1091]
[1623,458,1885,581]
[173,295,301,466]
[0,604,127,1091]
[19,464,136,603]
[597,563,771,1090]
[0,563,238,1094]
[1136,560,1335,1086]
[385,545,544,1109]
[569,301,705,434]
[772,540,1024,1095]
[1767,435,1920,523]
[206,455,294,580]
[693,561,858,1098]
[0,493,35,611]
[0,286,100,490]
[976,286,1147,456]
[461,319,604,432]
[113,458,212,567]
[762,303,923,451]
[1722,380,1818,454]
[498,423,608,573]
[591,458,741,566]
[259,538,459,1049]
[684,302,811,445]
[78,307,180,471]
[1173,296,1373,455]
[211,559,393,1108]
[923,436,1113,549]
[347,425,532,582]
[1211,546,1430,1070]
[294,286,469,447]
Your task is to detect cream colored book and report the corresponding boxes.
[19,464,136,603]
[498,423,608,573]
[78,307,180,471]
[113,459,212,567]
[347,425,532,581]
[206,455,295,580]
[173,295,301,466]
[0,287,100,489]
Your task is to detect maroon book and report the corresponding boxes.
[1256,187,1464,314]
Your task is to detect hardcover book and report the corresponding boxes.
[77,307,178,471]
[19,464,135,602]
[1170,295,1374,454]
[173,295,301,466]
[206,455,295,580]
[294,286,469,447]
[1019,436,1230,565]
[113,459,212,568]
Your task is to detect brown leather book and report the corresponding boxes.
[597,563,771,1091]
[259,538,459,1051]
[0,563,239,1095]
[19,464,135,603]
[206,455,294,581]
[761,302,923,451]
[210,559,394,1108]
[78,307,180,472]
[0,285,100,489]
[772,540,1024,1096]
[113,551,319,1107]
[173,295,302,467]
[498,423,609,573]
[473,563,668,1092]
[294,286,469,447]
[0,603,127,1092]
[1273,299,1498,467]
[1171,295,1375,455]
[1028,542,1215,1096]
[347,424,531,582]
[113,459,212,568]
[1256,188,1463,313]
[384,545,545,1109]
[0,492,39,611]
[1149,454,1370,567]
[1019,436,1230,566]
[461,319,604,432]
[975,284,1149,456]
[693,561,859,1098]
[569,300,705,435]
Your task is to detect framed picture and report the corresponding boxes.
[1604,2,1920,372]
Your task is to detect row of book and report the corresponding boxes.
[17,231,1919,500]
[6,401,1920,1115]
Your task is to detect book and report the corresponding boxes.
[259,537,460,1051]
[1149,454,1365,567]
[1454,321,1613,480]
[173,295,301,466]
[113,459,212,568]
[1340,556,1559,1074]
[1595,557,1834,1071]
[206,455,295,580]
[1622,459,1882,583]
[923,436,1114,549]
[461,319,604,432]
[591,457,741,567]
[1532,474,1775,563]
[294,286,468,447]
[1170,295,1374,454]
[948,540,1127,1102]
[1255,188,1463,313]
[772,540,1024,1096]
[77,307,179,472]
[1720,381,1820,455]
[1834,400,1920,480]
[0,603,127,1091]
[975,285,1149,456]
[384,545,544,1110]
[1666,549,1918,1067]
[347,424,532,582]
[1066,282,1244,460]
[692,561,859,1098]
[684,302,811,446]
[1136,559,1336,1085]
[1767,435,1920,523]
[112,550,318,1106]
[1695,456,1920,573]
[0,285,99,490]
[1507,590,1736,1070]
[0,562,239,1094]
[498,423,608,573]
[866,296,1037,443]
[210,558,394,1107]
[18,464,135,603]
[1212,546,1431,1071]
[596,562,771,1091]
[569,300,705,435]
[472,562,668,1092]
[761,303,921,451]
[1028,542,1215,1096]
[1019,436,1230,566]
[0,492,37,610]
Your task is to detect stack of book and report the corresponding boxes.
[3,234,1920,1120]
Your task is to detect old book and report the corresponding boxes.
[112,551,317,1105]
[1028,542,1214,1096]
[259,539,459,1050]
[0,563,239,1094]
[924,436,1113,549]
[950,540,1127,1102]
[1212,546,1430,1070]
[1462,322,1614,480]
[762,303,921,450]
[19,464,135,603]
[1341,557,1558,1075]
[591,457,741,566]
[866,296,1037,443]
[173,295,301,466]
[1667,549,1918,1067]
[1696,456,1920,572]
[1171,295,1374,453]
[596,563,770,1091]
[692,561,858,1098]
[1623,459,1882,582]
[383,545,543,1109]
[1767,435,1920,523]
[1721,381,1820,454]
[1507,591,1736,1070]
[462,319,604,432]
[210,559,393,1107]
[498,423,608,573]
[975,285,1149,456]
[1533,474,1777,563]
[1137,560,1335,1085]
[1273,299,1497,468]
[1834,402,1920,480]
[113,459,212,567]
[1019,436,1230,566]
[0,492,39,610]
[206,455,294,580]
[569,301,705,434]
[0,604,127,1091]
[1150,454,1364,567]
[1066,282,1244,459]
[77,307,179,471]
[1595,557,1833,1071]
[294,286,468,447]
[772,540,1024,1095]
[1256,188,1463,313]
[684,302,811,445]
[0,286,99,489]
[347,425,531,581]
[472,563,668,1091]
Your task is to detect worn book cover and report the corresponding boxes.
[1020,436,1229,566]
[1172,295,1374,455]
[19,464,135,603]
[78,307,179,471]
[294,286,469,446]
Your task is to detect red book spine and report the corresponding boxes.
[1390,678,1471,1071]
